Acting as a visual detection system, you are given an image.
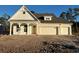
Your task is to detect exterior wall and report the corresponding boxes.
[10,20,72,35]
[37,23,72,35]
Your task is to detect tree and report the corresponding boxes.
[60,12,67,20]
[60,8,76,22]
[66,8,75,22]
[59,8,79,32]
[0,13,10,34]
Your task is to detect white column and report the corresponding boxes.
[27,24,30,35]
[27,24,32,35]
[70,26,72,35]
[13,25,17,35]
[10,23,12,35]
[29,25,32,35]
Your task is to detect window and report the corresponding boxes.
[46,18,50,20]
[23,11,25,14]
[44,16,52,21]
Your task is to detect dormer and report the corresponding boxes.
[44,16,52,21]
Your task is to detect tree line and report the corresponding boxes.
[0,13,10,34]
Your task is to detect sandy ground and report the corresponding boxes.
[0,35,78,53]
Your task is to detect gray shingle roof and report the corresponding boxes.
[33,13,72,23]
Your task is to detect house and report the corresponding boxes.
[8,6,72,35]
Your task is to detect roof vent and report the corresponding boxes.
[23,11,25,14]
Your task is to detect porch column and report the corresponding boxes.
[13,25,17,35]
[10,23,12,35]
[29,25,32,35]
[70,26,72,35]
[27,24,30,35]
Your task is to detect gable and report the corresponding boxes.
[9,6,38,21]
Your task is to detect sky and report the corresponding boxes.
[0,5,79,17]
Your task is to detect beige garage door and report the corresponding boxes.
[39,27,56,35]
[61,27,68,35]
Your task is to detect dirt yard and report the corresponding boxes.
[0,35,79,53]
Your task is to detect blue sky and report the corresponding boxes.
[0,5,79,17]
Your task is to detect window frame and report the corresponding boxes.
[44,16,52,21]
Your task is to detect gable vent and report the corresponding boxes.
[23,11,25,14]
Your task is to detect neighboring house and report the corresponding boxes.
[8,6,72,35]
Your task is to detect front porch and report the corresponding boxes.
[10,23,37,35]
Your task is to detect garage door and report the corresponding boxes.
[39,27,56,35]
[61,27,68,35]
